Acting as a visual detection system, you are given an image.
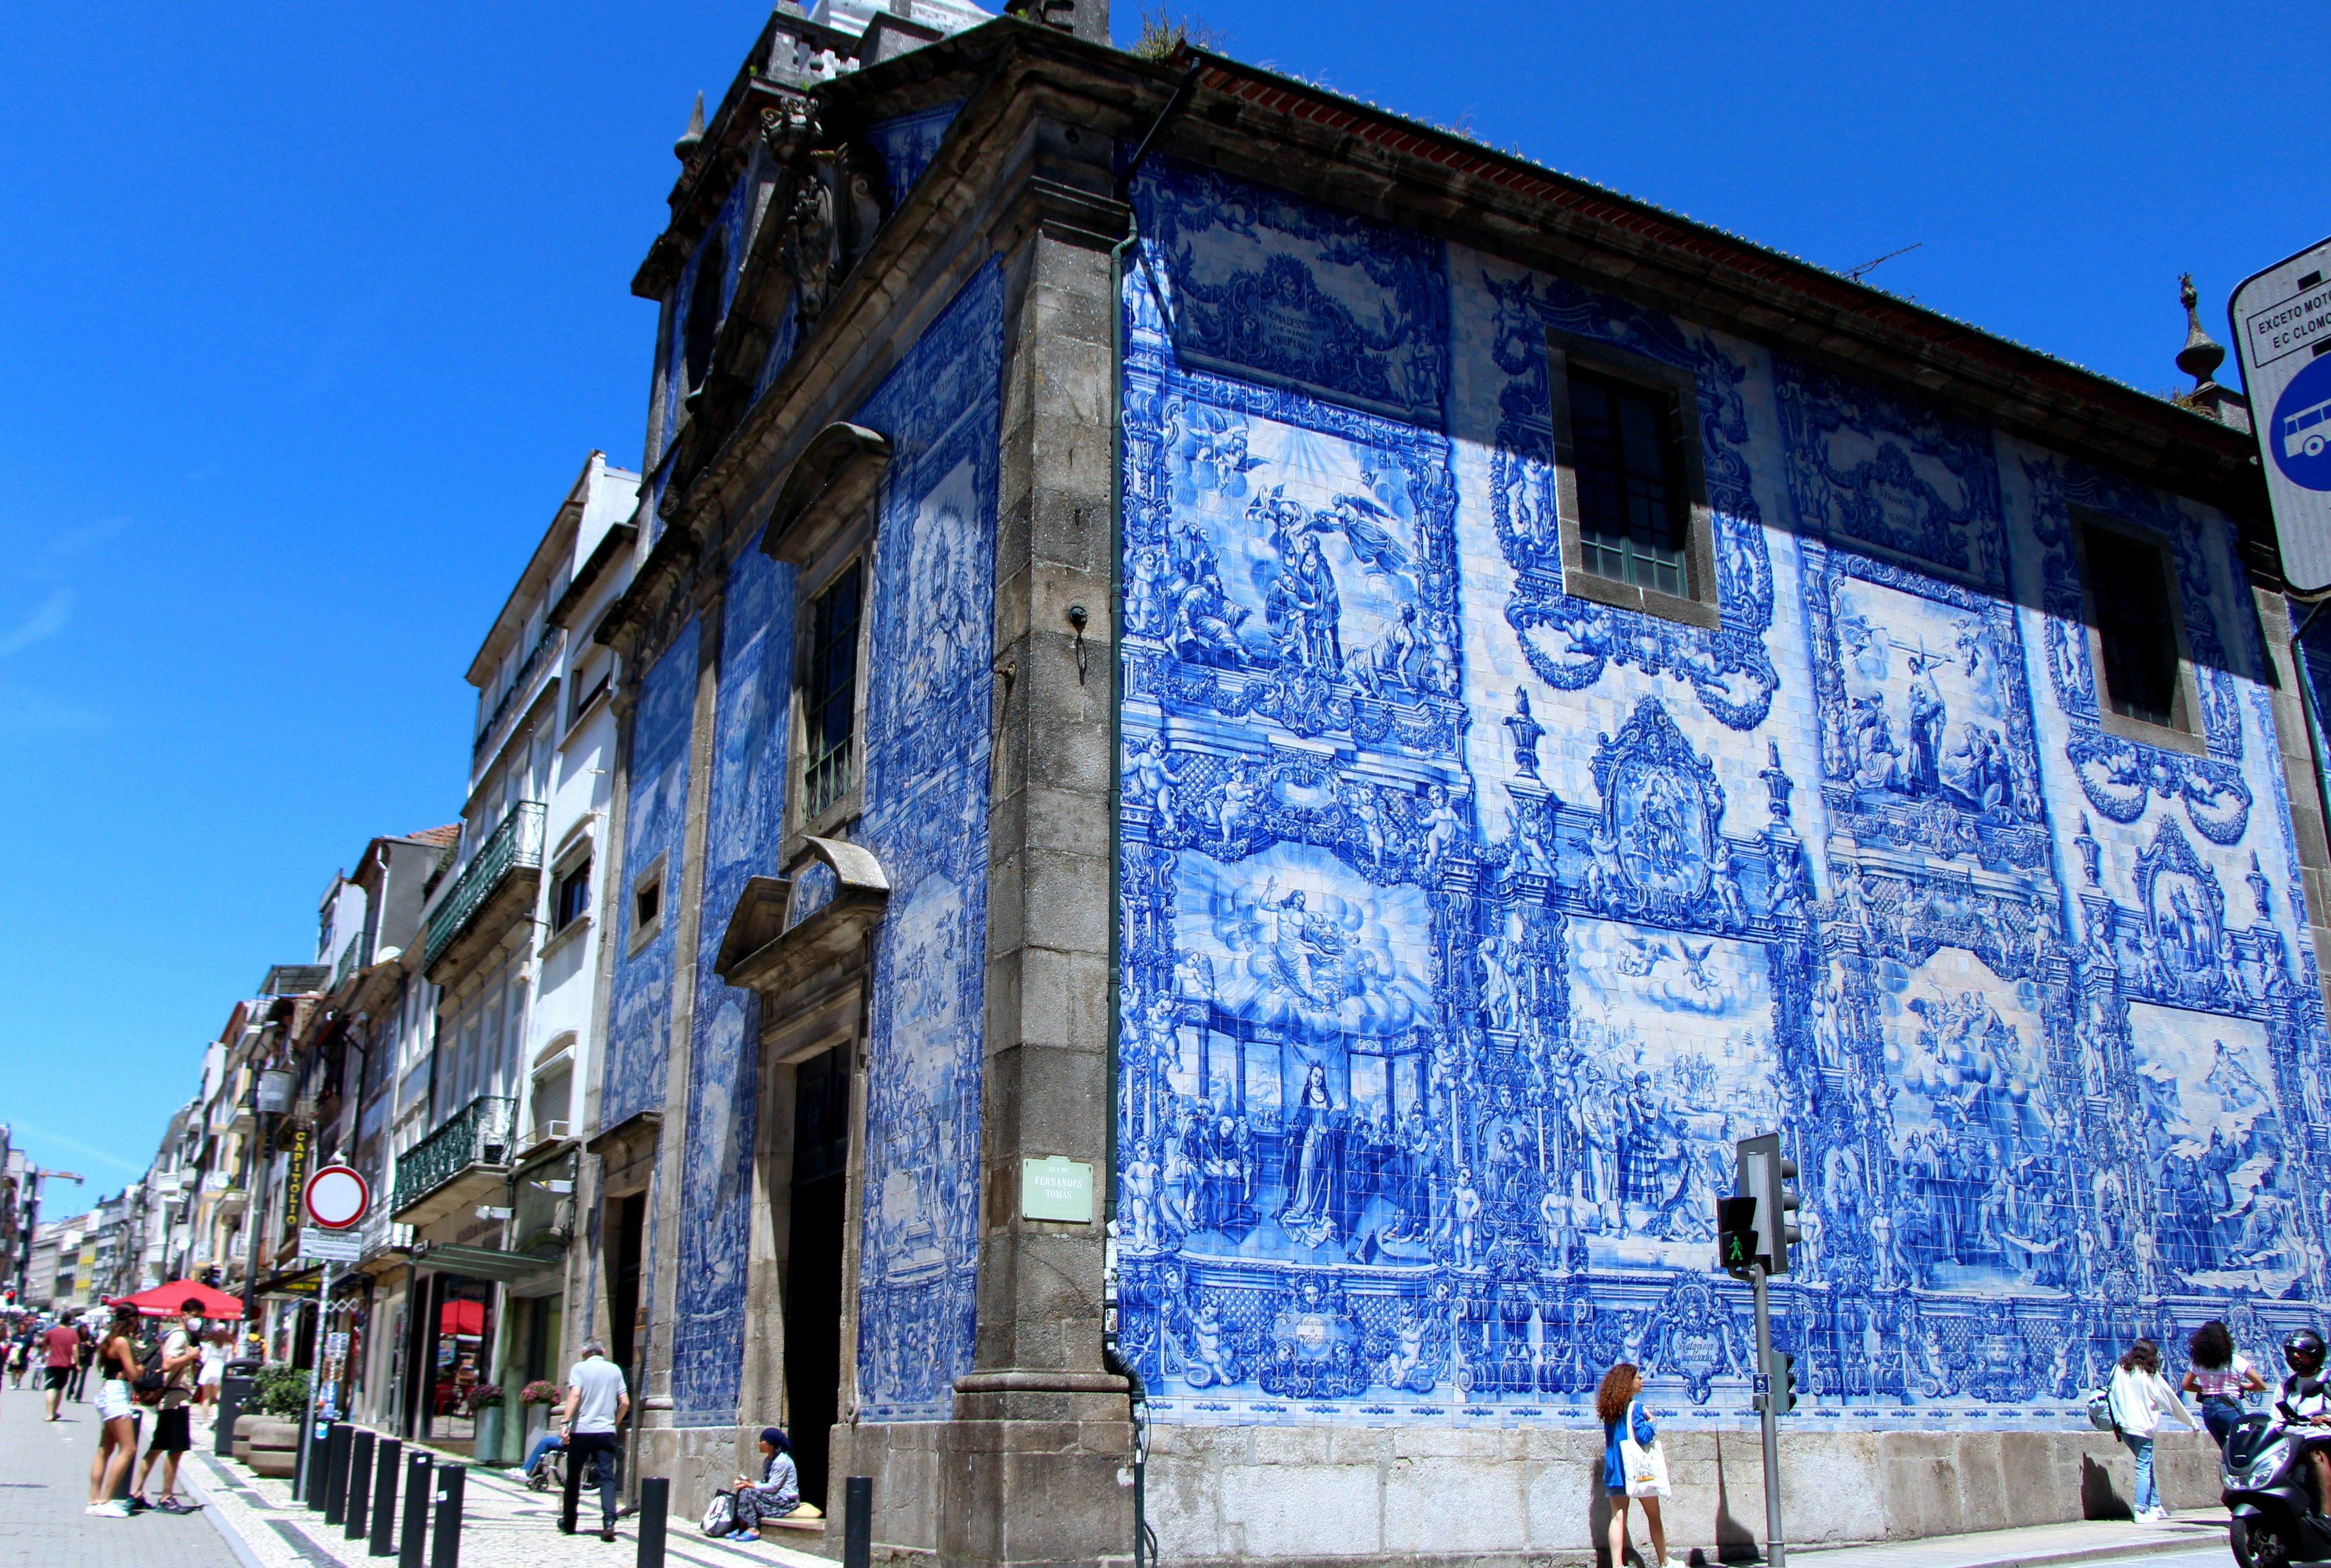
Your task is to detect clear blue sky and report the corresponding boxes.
[0,0,2315,1199]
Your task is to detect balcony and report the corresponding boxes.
[473,626,562,762]
[332,930,371,991]
[422,802,545,981]
[389,1096,515,1227]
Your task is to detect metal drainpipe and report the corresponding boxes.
[1103,58,1201,1568]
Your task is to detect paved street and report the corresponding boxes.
[0,1380,239,1568]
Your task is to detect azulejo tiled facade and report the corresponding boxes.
[1110,152,2329,1432]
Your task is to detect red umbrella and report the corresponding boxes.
[107,1280,247,1319]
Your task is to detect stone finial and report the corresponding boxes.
[674,91,706,163]
[2176,272,2227,389]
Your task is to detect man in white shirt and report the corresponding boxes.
[557,1340,630,1541]
[131,1305,204,1514]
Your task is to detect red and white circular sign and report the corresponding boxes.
[303,1165,370,1230]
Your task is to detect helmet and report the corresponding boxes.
[2284,1328,2325,1373]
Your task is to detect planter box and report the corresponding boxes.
[245,1416,298,1479]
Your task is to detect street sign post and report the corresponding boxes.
[2231,239,2331,592]
[294,1164,370,1502]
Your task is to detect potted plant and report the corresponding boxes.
[470,1383,507,1464]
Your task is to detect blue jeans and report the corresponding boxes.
[522,1433,564,1474]
[2121,1432,2158,1513]
[2201,1397,2243,1452]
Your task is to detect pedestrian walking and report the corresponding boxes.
[71,1322,95,1401]
[2108,1338,2196,1522]
[130,1301,204,1513]
[2181,1319,2265,1452]
[556,1339,630,1542]
[1597,1361,1677,1568]
[41,1316,81,1421]
[8,1325,32,1389]
[87,1306,144,1517]
[195,1326,228,1428]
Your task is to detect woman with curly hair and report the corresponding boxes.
[1597,1361,1675,1568]
[2180,1319,2264,1452]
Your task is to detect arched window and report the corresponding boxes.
[681,230,728,393]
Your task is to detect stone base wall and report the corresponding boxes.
[636,1425,752,1525]
[828,1421,948,1564]
[1145,1423,2222,1568]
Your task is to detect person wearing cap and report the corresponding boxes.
[716,1427,803,1538]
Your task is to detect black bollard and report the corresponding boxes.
[345,1429,375,1540]
[635,1477,668,1568]
[304,1420,334,1510]
[216,1376,252,1457]
[398,1452,431,1568]
[325,1422,354,1525]
[843,1477,871,1568]
[431,1462,465,1568]
[370,1437,402,1557]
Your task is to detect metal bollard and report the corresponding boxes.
[345,1429,375,1540]
[398,1451,431,1568]
[325,1422,354,1525]
[635,1477,668,1568]
[431,1462,465,1568]
[216,1376,252,1457]
[303,1419,334,1509]
[843,1477,872,1568]
[370,1437,402,1557]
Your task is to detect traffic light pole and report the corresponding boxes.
[1750,1263,1785,1568]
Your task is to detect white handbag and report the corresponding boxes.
[1618,1399,1670,1498]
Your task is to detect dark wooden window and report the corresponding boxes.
[2084,523,2181,729]
[553,859,591,932]
[633,873,660,933]
[803,562,862,818]
[681,231,727,394]
[1569,368,1688,597]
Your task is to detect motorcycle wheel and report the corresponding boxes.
[2230,1514,2292,1568]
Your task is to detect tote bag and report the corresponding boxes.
[1619,1400,1670,1498]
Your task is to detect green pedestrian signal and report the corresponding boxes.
[1715,1196,1757,1277]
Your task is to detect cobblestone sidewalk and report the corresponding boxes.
[0,1381,240,1568]
[180,1433,829,1568]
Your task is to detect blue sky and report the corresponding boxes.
[0,0,2315,1198]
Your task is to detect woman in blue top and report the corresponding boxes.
[1598,1361,1673,1568]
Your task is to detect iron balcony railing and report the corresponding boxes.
[390,1095,515,1217]
[332,929,371,990]
[422,802,545,971]
[473,626,562,761]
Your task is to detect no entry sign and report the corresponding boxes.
[303,1164,370,1230]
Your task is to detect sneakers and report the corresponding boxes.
[600,1527,618,1542]
[158,1499,197,1515]
[2135,1506,2166,1523]
[125,1495,152,1515]
[88,1499,131,1518]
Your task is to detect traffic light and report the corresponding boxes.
[1770,1350,1799,1414]
[1715,1196,1758,1276]
[1733,1133,1804,1275]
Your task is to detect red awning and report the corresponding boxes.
[438,1299,485,1338]
[107,1280,247,1319]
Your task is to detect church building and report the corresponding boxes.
[575,4,2331,1564]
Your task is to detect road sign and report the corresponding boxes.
[299,1227,361,1263]
[303,1165,370,1230]
[2231,238,2331,592]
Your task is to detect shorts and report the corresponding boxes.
[152,1406,192,1453]
[44,1367,71,1391]
[199,1364,223,1389]
[94,1379,135,1423]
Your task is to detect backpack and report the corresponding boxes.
[133,1336,169,1403]
[700,1490,738,1537]
[2086,1385,2117,1433]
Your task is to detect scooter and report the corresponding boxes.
[2225,1382,2331,1568]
